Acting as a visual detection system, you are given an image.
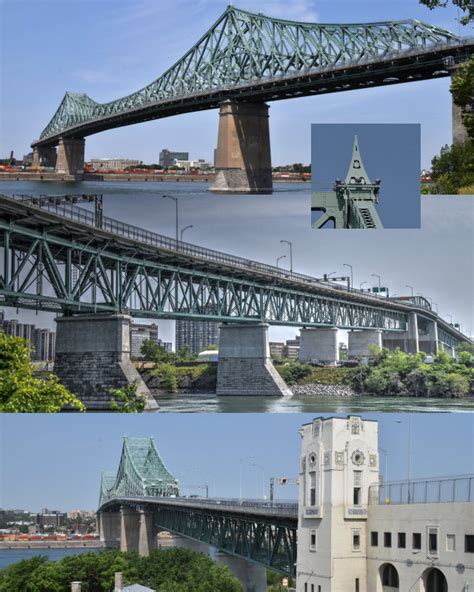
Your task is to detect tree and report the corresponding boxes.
[419,0,473,24]
[451,57,474,139]
[0,333,84,412]
[430,139,474,193]
[109,383,147,412]
[140,339,174,363]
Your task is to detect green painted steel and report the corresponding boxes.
[99,437,179,507]
[35,6,463,144]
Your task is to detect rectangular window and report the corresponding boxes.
[446,534,455,551]
[384,532,392,548]
[428,528,438,555]
[465,535,474,553]
[413,533,422,550]
[318,587,321,592]
[353,471,362,506]
[371,531,378,547]
[310,472,317,506]
[311,585,314,592]
[398,532,406,548]
[355,578,360,592]
[310,530,317,552]
[305,584,308,592]
[352,529,361,551]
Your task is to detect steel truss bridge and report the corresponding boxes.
[99,437,298,576]
[0,194,468,348]
[32,6,473,148]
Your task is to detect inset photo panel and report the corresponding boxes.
[311,123,421,229]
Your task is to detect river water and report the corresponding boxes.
[154,393,474,413]
[0,547,102,569]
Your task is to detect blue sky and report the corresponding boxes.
[312,124,421,228]
[0,0,468,168]
[0,413,473,511]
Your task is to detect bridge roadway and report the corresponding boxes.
[0,193,467,342]
[98,496,298,578]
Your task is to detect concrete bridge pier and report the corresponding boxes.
[55,137,85,176]
[32,145,57,168]
[299,327,339,365]
[347,329,382,359]
[211,100,273,194]
[98,511,121,547]
[418,318,439,355]
[215,551,267,592]
[216,323,292,396]
[120,507,140,553]
[382,312,419,353]
[138,509,155,557]
[54,314,157,410]
[451,64,469,145]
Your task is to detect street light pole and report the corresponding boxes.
[379,447,388,484]
[239,456,254,500]
[343,263,353,289]
[162,195,178,243]
[276,255,287,268]
[359,281,367,291]
[280,240,293,273]
[405,284,414,297]
[252,463,266,499]
[180,224,193,242]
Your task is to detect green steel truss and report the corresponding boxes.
[0,218,407,331]
[152,506,297,576]
[36,6,461,143]
[99,437,179,507]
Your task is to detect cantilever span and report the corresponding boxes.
[32,5,469,147]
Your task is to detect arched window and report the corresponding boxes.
[425,568,448,592]
[381,563,399,589]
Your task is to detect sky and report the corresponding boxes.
[0,0,469,168]
[0,183,472,346]
[311,124,421,228]
[0,412,473,511]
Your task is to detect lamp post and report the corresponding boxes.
[359,281,367,291]
[396,417,413,502]
[280,240,293,273]
[180,224,193,242]
[379,447,389,484]
[240,456,255,500]
[371,273,381,295]
[405,285,414,298]
[343,263,353,289]
[251,463,266,499]
[276,255,287,268]
[162,195,178,243]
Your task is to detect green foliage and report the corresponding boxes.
[140,339,174,363]
[347,347,473,398]
[109,382,147,412]
[205,343,219,350]
[276,363,350,386]
[152,363,179,392]
[451,57,474,138]
[0,548,242,592]
[277,362,313,385]
[419,0,472,24]
[267,570,295,590]
[430,140,474,193]
[0,333,84,412]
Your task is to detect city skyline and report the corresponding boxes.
[0,413,473,512]
[0,0,468,169]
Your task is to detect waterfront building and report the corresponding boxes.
[173,158,213,171]
[89,158,141,170]
[175,317,219,354]
[270,336,300,359]
[270,342,285,358]
[0,311,55,361]
[34,509,66,530]
[297,416,474,591]
[159,149,189,168]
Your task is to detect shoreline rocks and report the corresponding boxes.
[290,382,355,396]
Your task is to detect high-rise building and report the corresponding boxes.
[159,149,189,168]
[175,318,220,354]
[130,322,159,359]
[0,310,56,362]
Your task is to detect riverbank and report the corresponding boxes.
[0,540,104,550]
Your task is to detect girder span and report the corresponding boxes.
[37,5,461,142]
[99,437,179,507]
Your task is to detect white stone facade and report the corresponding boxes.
[297,416,474,592]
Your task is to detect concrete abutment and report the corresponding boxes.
[54,314,156,410]
[216,323,292,396]
[55,137,85,175]
[211,100,272,194]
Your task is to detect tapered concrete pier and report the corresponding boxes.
[54,314,157,410]
[55,137,85,175]
[216,323,292,396]
[348,329,382,359]
[211,100,272,194]
[299,327,339,365]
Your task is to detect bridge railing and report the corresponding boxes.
[369,474,474,505]
[8,194,389,299]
